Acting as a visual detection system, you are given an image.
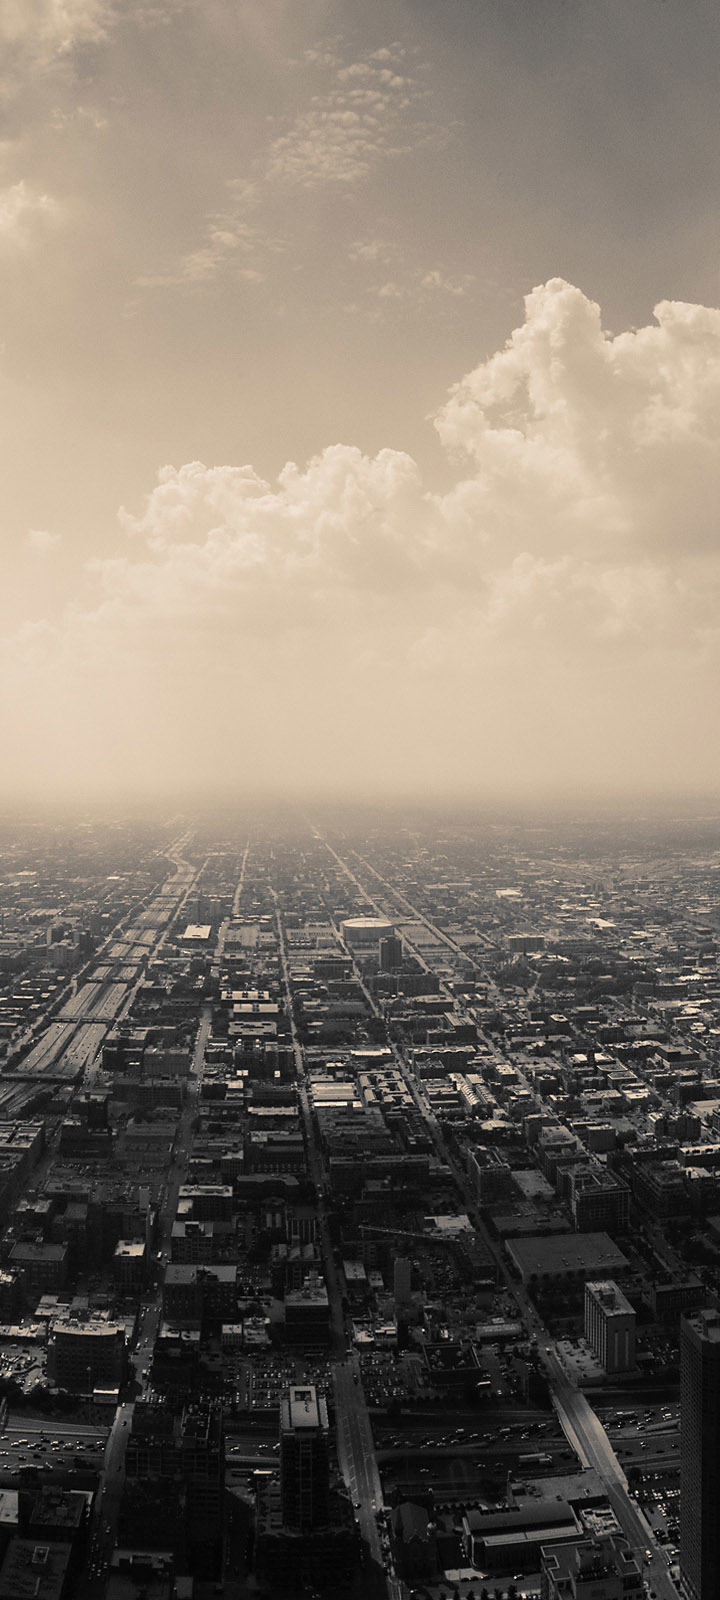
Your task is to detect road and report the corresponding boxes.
[5,835,200,1089]
[232,840,251,918]
[0,1416,110,1503]
[542,1349,677,1599]
[334,1356,399,1600]
[272,894,347,1356]
[271,884,399,1596]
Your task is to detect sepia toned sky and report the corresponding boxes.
[1,0,719,805]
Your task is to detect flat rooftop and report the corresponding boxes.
[507,1231,629,1280]
[281,1384,328,1434]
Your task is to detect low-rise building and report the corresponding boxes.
[541,1531,643,1599]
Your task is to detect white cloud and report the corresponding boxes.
[27,528,61,551]
[266,50,425,188]
[139,44,441,289]
[0,181,60,245]
[3,279,720,798]
[136,181,276,290]
[0,0,111,55]
[346,240,474,318]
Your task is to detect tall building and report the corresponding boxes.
[379,934,403,972]
[680,1307,720,1600]
[121,1398,224,1579]
[584,1281,635,1374]
[280,1384,329,1532]
[48,1315,126,1392]
[181,1401,225,1578]
[394,1255,412,1312]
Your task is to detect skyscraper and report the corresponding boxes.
[121,1398,224,1579]
[584,1280,635,1374]
[680,1307,720,1600]
[280,1384,330,1532]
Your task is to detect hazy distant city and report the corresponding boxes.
[0,802,716,1598]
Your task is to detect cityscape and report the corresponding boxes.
[2,0,720,1597]
[0,804,716,1597]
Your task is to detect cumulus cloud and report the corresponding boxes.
[3,279,720,800]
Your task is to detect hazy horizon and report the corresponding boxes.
[2,1,719,806]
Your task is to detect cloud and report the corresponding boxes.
[27,528,62,551]
[435,278,720,570]
[3,279,720,799]
[267,47,427,189]
[344,240,474,320]
[136,182,274,290]
[139,43,442,290]
[0,0,111,57]
[0,181,60,246]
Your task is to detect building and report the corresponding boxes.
[181,1401,225,1578]
[390,1501,437,1580]
[48,1316,126,1393]
[680,1307,720,1600]
[569,1166,630,1234]
[379,934,403,972]
[394,1256,412,1312]
[121,1398,224,1579]
[541,1532,643,1599]
[113,1239,146,1293]
[162,1263,238,1329]
[650,1277,705,1323]
[9,1242,68,1301]
[280,1385,330,1532]
[284,1276,330,1347]
[0,1537,73,1600]
[584,1281,636,1374]
[340,917,393,950]
[462,1500,579,1573]
[506,1231,629,1289]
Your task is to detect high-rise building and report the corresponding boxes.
[121,1398,224,1579]
[379,934,403,972]
[680,1307,720,1600]
[584,1281,635,1374]
[280,1384,329,1532]
[394,1255,412,1312]
[48,1315,126,1392]
[181,1401,225,1577]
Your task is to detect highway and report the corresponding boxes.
[0,1416,109,1486]
[4,835,199,1090]
[16,1020,77,1075]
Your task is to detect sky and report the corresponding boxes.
[1,0,719,807]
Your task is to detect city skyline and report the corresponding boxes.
[1,0,719,804]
